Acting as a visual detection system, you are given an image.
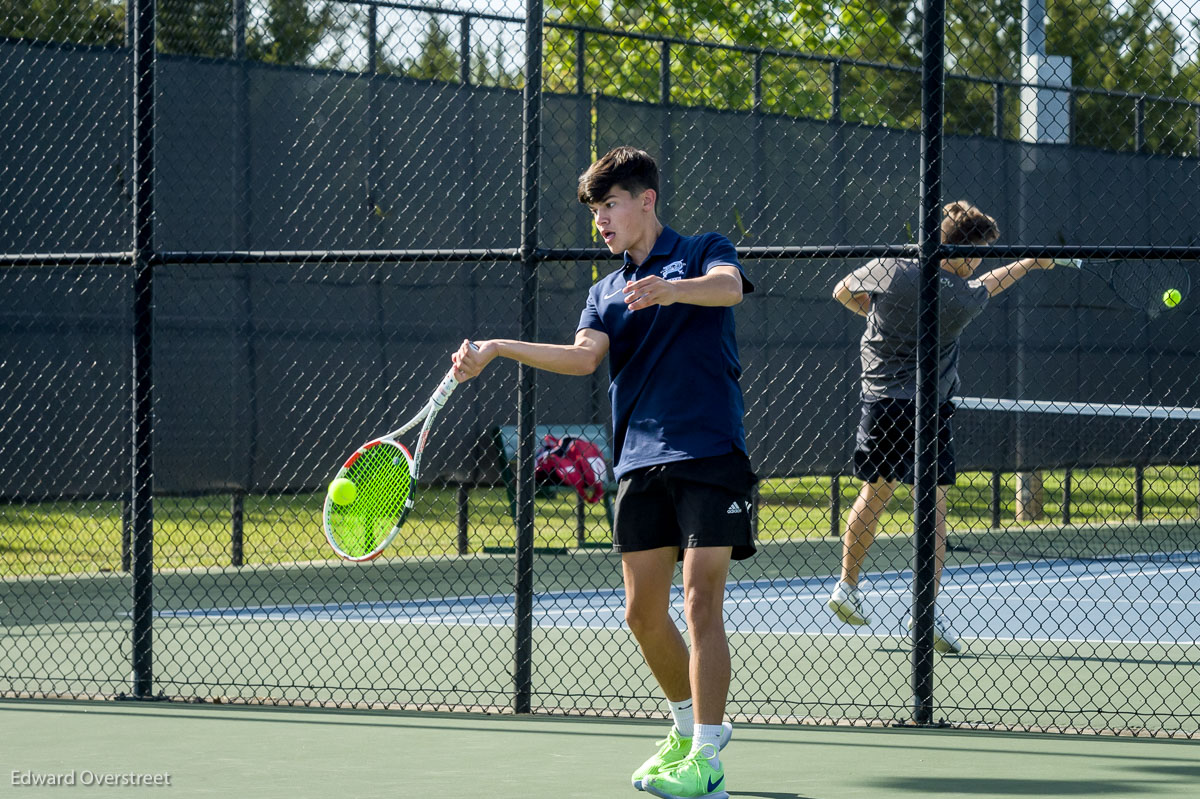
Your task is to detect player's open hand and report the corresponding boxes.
[623,275,678,310]
[452,339,496,381]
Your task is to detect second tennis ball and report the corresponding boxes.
[1163,288,1182,308]
[329,477,357,505]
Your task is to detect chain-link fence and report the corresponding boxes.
[2,0,1198,737]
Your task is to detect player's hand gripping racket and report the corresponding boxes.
[1055,258,1191,316]
[322,343,478,561]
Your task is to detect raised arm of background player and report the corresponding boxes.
[831,256,1057,316]
[450,266,744,380]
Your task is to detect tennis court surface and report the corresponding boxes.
[157,550,1200,646]
[3,699,1198,798]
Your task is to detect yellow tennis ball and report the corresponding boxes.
[1163,288,1182,308]
[329,477,357,505]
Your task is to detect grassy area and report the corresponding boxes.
[2,466,1198,576]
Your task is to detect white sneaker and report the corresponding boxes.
[906,613,965,655]
[827,581,871,626]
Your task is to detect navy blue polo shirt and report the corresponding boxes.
[577,226,754,479]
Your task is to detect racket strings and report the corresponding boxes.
[327,442,413,558]
[1110,260,1192,314]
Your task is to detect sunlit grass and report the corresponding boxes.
[3,466,1196,576]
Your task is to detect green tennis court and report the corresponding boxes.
[3,700,1197,798]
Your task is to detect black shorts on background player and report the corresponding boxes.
[613,450,757,561]
[853,397,956,486]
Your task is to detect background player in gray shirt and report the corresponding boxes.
[827,201,1056,653]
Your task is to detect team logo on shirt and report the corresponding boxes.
[662,260,686,280]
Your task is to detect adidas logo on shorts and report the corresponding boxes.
[726,501,743,514]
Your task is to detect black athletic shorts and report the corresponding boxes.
[853,397,956,486]
[613,450,758,561]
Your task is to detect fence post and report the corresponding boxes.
[460,15,471,85]
[660,41,671,105]
[990,471,1002,529]
[1061,468,1072,525]
[128,0,157,701]
[911,0,947,728]
[1135,95,1146,153]
[992,82,1004,138]
[457,483,470,555]
[753,51,763,113]
[1068,90,1076,144]
[1194,105,1200,158]
[750,484,759,540]
[830,60,842,122]
[121,494,133,572]
[830,474,842,539]
[575,493,586,547]
[575,30,586,94]
[513,0,544,716]
[230,492,244,567]
[1134,465,1145,522]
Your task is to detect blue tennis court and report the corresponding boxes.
[159,550,1200,646]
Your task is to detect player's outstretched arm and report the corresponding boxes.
[976,257,1055,297]
[452,329,609,381]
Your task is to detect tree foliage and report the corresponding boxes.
[2,0,1197,154]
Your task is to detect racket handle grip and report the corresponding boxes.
[431,341,479,412]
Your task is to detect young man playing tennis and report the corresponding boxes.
[452,146,754,799]
[827,201,1055,654]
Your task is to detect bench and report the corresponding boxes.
[491,423,616,550]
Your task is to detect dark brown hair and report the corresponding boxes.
[941,200,1000,245]
[577,146,660,205]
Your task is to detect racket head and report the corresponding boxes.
[1105,259,1191,316]
[1062,258,1192,316]
[322,438,414,562]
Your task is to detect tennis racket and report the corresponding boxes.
[322,343,477,562]
[1054,258,1191,316]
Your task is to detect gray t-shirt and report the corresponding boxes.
[844,257,990,402]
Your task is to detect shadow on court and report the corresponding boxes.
[866,777,1154,795]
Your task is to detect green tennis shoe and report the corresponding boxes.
[642,744,728,799]
[631,723,732,791]
[631,728,690,791]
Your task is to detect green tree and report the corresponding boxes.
[158,0,233,58]
[0,0,124,46]
[248,0,347,67]
[402,19,458,82]
[1049,0,1190,153]
[546,0,830,111]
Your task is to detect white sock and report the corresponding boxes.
[690,723,723,767]
[668,698,694,738]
